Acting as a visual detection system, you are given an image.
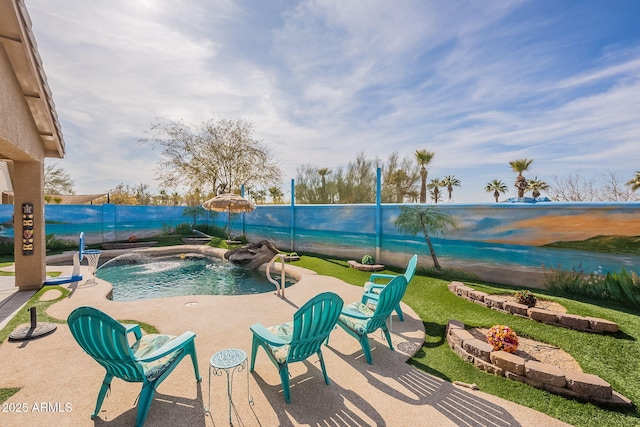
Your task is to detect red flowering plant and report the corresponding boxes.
[486,325,519,353]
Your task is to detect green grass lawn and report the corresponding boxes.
[294,255,640,427]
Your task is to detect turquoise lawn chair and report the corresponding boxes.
[361,254,418,322]
[337,275,408,364]
[249,292,344,403]
[67,306,201,427]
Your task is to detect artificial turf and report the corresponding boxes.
[294,255,640,427]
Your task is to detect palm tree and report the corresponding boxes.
[387,169,411,203]
[415,150,435,203]
[268,186,284,204]
[317,167,332,203]
[254,189,267,204]
[394,205,456,270]
[509,158,534,198]
[441,175,461,201]
[427,178,442,203]
[527,177,550,198]
[158,189,169,205]
[626,171,640,192]
[485,179,508,202]
[170,192,183,206]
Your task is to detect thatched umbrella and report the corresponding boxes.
[202,193,255,239]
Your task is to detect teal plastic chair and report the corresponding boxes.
[68,306,201,427]
[361,254,417,322]
[249,292,344,403]
[338,275,408,364]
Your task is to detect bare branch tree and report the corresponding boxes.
[549,170,600,201]
[600,170,640,201]
[44,162,75,195]
[141,118,282,196]
[549,170,640,202]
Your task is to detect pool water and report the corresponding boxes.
[95,253,295,302]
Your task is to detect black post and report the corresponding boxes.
[29,307,37,328]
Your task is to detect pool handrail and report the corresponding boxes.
[266,253,287,298]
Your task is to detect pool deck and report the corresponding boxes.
[0,250,571,427]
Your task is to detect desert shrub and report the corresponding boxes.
[161,223,173,236]
[0,240,13,255]
[173,223,193,235]
[545,264,640,307]
[45,234,76,251]
[514,290,537,307]
[361,255,375,265]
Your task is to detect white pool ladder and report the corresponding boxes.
[266,254,288,298]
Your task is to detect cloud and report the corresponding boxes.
[25,0,640,203]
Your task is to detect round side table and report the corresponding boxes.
[205,348,252,425]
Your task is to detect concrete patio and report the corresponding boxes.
[0,253,571,427]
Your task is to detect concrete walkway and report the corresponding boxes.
[0,255,571,427]
[0,275,35,331]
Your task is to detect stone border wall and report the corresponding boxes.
[446,320,632,407]
[347,260,385,272]
[448,281,619,333]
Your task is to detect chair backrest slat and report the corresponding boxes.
[288,292,343,363]
[68,306,146,382]
[404,254,418,284]
[367,275,408,332]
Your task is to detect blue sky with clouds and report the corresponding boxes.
[27,0,640,202]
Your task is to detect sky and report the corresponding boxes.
[26,0,640,203]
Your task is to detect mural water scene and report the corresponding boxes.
[1,201,638,287]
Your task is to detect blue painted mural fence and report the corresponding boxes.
[0,199,638,284]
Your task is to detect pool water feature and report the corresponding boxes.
[95,253,295,301]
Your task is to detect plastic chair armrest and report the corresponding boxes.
[124,324,142,340]
[136,331,196,363]
[368,273,395,283]
[340,307,372,321]
[250,323,288,347]
[364,283,386,293]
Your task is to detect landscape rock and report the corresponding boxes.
[586,317,619,333]
[224,240,279,269]
[525,360,566,388]
[528,307,558,323]
[565,371,612,399]
[557,313,590,330]
[504,301,529,316]
[490,351,526,376]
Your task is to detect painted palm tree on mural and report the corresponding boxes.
[527,177,550,198]
[427,178,443,203]
[394,205,456,270]
[415,149,435,203]
[441,175,461,202]
[509,158,534,198]
[485,179,508,202]
[626,171,640,192]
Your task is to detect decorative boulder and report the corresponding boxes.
[224,240,279,269]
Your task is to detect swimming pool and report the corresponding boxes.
[95,253,295,302]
